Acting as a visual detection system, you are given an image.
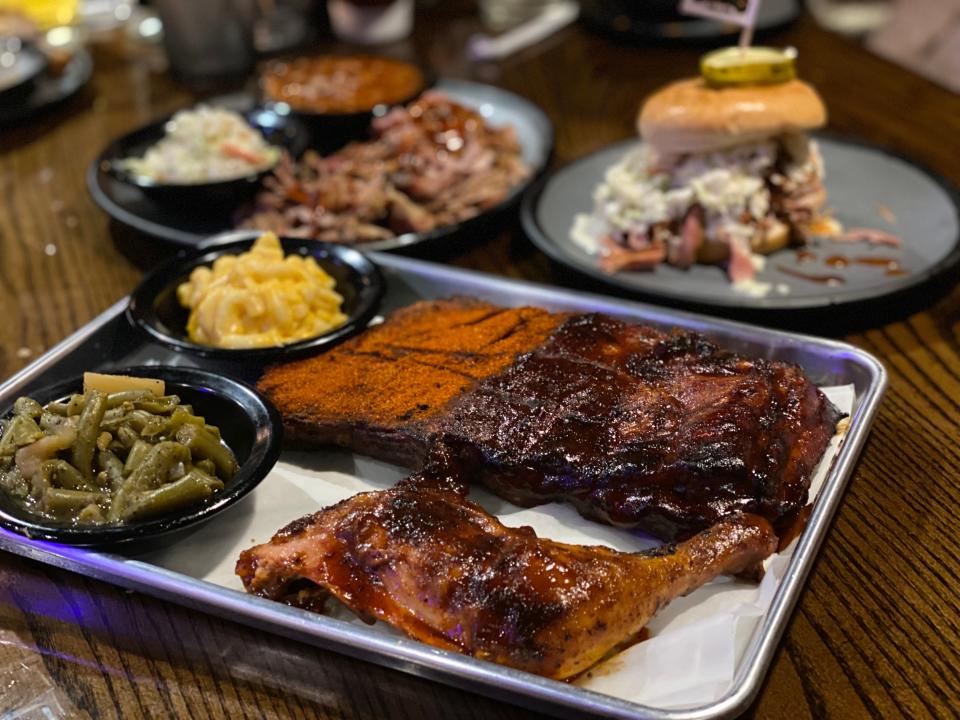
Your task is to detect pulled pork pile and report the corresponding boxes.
[241,92,529,243]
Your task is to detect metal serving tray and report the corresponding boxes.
[0,254,886,720]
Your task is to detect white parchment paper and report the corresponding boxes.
[137,385,855,710]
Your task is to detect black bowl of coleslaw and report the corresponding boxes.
[99,104,308,208]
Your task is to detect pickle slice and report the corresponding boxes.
[701,46,797,87]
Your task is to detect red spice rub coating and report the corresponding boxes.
[257,298,566,466]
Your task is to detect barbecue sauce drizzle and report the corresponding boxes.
[781,250,908,284]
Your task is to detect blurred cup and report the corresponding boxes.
[153,0,256,87]
[327,0,413,44]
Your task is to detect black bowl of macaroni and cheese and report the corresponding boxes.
[126,231,385,363]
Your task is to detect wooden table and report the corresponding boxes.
[2,7,959,719]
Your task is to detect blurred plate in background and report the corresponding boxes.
[0,47,92,127]
[0,39,47,100]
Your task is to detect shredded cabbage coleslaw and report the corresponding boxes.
[121,106,281,185]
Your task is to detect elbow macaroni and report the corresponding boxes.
[177,233,347,349]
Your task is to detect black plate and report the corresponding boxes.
[97,105,309,208]
[522,135,960,312]
[0,48,92,127]
[126,233,385,362]
[0,40,47,103]
[0,366,281,546]
[87,78,554,251]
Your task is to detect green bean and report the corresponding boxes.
[151,406,206,439]
[39,411,69,434]
[140,422,171,440]
[0,415,43,456]
[125,441,191,491]
[187,465,225,491]
[13,397,43,418]
[116,425,139,450]
[190,468,223,492]
[65,394,86,416]
[96,449,125,490]
[70,390,107,483]
[123,409,166,437]
[108,482,133,521]
[155,407,217,439]
[105,390,151,409]
[123,440,152,476]
[107,441,127,457]
[44,401,69,416]
[120,472,221,522]
[43,488,106,514]
[99,406,132,432]
[110,441,193,519]
[118,409,150,431]
[77,503,104,523]
[194,458,216,476]
[175,424,238,479]
[40,459,90,491]
[106,392,181,415]
[133,395,181,415]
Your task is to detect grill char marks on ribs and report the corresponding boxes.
[257,299,567,468]
[236,486,777,680]
[258,299,841,540]
[423,312,842,540]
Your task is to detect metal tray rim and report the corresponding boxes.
[369,251,890,371]
[0,255,887,720]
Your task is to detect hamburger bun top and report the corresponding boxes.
[638,78,827,155]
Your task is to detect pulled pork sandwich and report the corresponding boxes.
[573,52,838,286]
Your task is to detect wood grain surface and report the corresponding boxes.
[2,5,959,719]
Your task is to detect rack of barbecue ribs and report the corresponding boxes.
[258,298,841,541]
[236,485,777,680]
[259,298,567,467]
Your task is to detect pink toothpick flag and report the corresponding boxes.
[679,0,762,46]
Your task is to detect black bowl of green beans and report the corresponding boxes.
[0,366,282,546]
